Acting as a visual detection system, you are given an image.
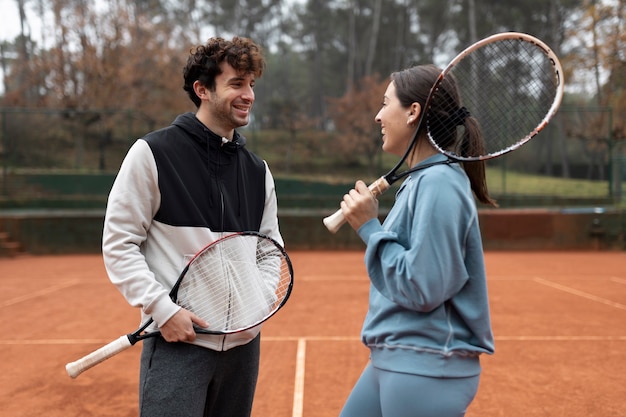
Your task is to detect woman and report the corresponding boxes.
[338,64,496,417]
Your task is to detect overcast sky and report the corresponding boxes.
[0,0,306,42]
[0,0,22,41]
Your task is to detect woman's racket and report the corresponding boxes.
[65,231,293,378]
[323,32,564,233]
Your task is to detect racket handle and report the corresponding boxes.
[323,177,391,233]
[65,335,133,378]
[322,209,347,234]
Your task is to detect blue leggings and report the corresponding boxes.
[339,363,480,417]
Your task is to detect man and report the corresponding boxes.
[102,36,282,417]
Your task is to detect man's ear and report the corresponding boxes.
[193,81,209,100]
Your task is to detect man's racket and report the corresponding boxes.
[65,231,293,378]
[324,32,564,233]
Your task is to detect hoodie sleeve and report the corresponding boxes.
[259,161,284,248]
[102,139,181,327]
[357,167,474,312]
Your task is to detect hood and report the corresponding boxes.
[171,112,248,150]
[170,112,248,216]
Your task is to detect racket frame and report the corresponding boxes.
[65,231,293,378]
[323,31,564,233]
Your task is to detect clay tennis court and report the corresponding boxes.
[1,250,625,416]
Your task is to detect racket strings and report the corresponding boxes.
[428,38,560,159]
[175,234,292,333]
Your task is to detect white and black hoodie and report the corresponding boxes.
[102,112,283,351]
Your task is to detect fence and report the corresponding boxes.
[488,106,622,205]
[0,106,623,208]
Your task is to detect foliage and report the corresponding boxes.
[563,0,625,139]
[327,75,387,176]
[0,0,623,173]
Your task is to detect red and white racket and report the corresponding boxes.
[65,231,293,378]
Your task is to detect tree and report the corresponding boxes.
[564,0,625,156]
[328,75,386,176]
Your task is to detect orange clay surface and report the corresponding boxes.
[1,251,625,417]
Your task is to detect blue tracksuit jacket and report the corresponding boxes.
[357,153,494,378]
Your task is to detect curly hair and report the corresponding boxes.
[183,36,266,107]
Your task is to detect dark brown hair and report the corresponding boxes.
[391,64,497,207]
[183,36,266,107]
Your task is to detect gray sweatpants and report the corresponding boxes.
[139,335,260,417]
[339,362,480,417]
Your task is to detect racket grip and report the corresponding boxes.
[323,177,391,233]
[65,335,133,378]
[322,209,346,234]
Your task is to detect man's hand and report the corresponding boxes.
[159,309,209,342]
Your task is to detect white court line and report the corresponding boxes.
[3,335,626,345]
[0,339,114,345]
[495,335,626,341]
[1,280,80,308]
[299,275,366,282]
[0,336,361,345]
[292,338,306,417]
[533,277,626,310]
[265,336,359,342]
[610,277,626,285]
[489,276,623,281]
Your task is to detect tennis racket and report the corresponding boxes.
[65,231,293,378]
[323,32,564,233]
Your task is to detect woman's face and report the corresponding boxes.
[375,81,417,157]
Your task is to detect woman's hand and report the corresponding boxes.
[340,180,379,231]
